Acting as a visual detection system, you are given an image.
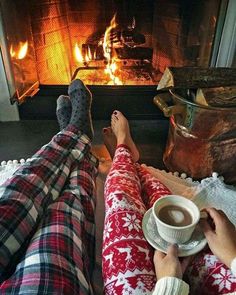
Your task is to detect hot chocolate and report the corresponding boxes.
[157,204,193,227]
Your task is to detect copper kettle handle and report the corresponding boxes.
[153,95,184,117]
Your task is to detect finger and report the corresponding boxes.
[205,208,225,222]
[181,255,194,273]
[200,218,215,240]
[205,208,229,228]
[167,244,178,257]
[215,209,235,226]
[154,250,166,261]
[200,217,213,232]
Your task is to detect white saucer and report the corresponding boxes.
[142,208,207,257]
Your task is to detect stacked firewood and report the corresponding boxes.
[157,67,236,107]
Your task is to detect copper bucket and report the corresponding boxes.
[154,89,236,184]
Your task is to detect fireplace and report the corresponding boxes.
[0,0,235,120]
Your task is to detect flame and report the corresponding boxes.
[10,41,28,59]
[74,44,93,63]
[10,45,16,58]
[74,43,84,63]
[103,14,122,85]
[103,14,116,60]
[87,46,92,60]
[85,54,89,62]
[18,41,28,59]
[84,46,92,62]
[105,60,122,85]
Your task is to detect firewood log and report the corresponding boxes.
[157,67,236,90]
[195,86,236,107]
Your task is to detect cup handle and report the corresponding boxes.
[200,211,208,219]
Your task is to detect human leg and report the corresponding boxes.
[184,247,236,295]
[0,152,98,295]
[102,121,171,209]
[135,164,171,209]
[102,111,157,294]
[0,125,91,279]
[68,79,94,140]
[0,79,94,281]
[56,95,72,130]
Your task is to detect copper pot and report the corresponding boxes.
[154,89,236,184]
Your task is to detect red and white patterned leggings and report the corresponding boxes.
[102,145,236,295]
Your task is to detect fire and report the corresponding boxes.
[87,46,92,60]
[74,43,93,63]
[74,43,84,63]
[103,14,116,61]
[10,45,16,58]
[103,14,122,85]
[10,41,28,60]
[85,46,92,62]
[18,42,28,59]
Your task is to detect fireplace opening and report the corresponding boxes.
[0,0,224,104]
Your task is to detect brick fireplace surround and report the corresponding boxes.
[8,0,226,120]
[23,0,220,87]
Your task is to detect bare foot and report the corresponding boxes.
[111,110,139,162]
[102,127,117,159]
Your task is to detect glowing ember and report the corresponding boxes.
[10,41,28,60]
[103,14,122,85]
[74,43,84,63]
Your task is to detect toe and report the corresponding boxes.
[111,113,118,122]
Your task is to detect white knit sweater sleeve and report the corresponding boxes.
[151,258,236,295]
[152,277,189,295]
[231,257,236,276]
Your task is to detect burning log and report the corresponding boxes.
[195,86,236,107]
[157,67,236,90]
[116,47,152,59]
[120,30,145,48]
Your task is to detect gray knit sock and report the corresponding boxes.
[56,95,72,130]
[68,79,94,140]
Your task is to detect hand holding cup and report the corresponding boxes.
[201,207,236,268]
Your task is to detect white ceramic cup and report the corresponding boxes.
[152,195,200,244]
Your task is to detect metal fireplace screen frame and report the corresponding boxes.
[0,0,234,104]
[0,1,39,104]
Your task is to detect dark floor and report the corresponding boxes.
[0,119,169,169]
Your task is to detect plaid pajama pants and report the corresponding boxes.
[102,145,236,295]
[0,125,98,295]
